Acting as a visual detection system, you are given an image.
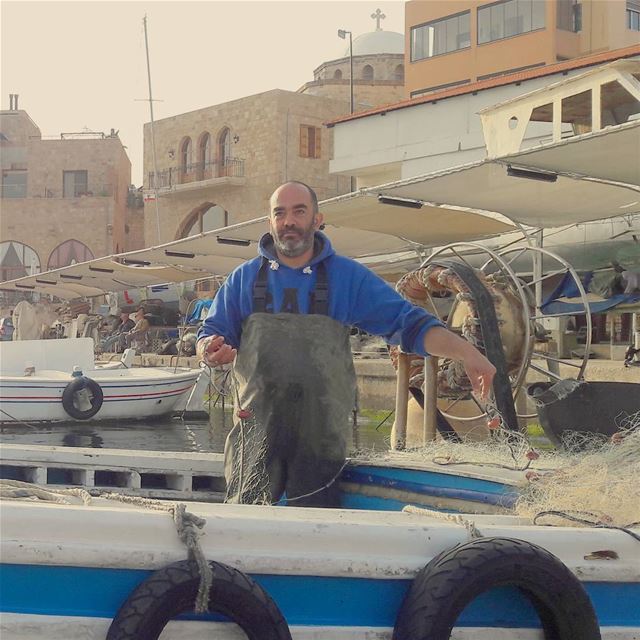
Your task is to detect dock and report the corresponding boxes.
[0,443,226,502]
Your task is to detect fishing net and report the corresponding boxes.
[354,410,640,529]
[515,410,640,528]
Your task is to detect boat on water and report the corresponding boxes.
[0,338,202,423]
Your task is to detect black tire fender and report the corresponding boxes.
[61,376,104,420]
[106,559,292,640]
[393,536,601,640]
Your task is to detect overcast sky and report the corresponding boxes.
[1,0,405,184]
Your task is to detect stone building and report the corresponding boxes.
[142,19,406,248]
[0,99,142,290]
[299,21,405,111]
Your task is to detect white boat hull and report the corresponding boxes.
[1,499,638,639]
[0,338,201,422]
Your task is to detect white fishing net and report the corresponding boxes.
[354,410,640,529]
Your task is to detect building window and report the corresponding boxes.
[411,11,471,61]
[557,0,581,31]
[180,137,192,171]
[47,239,94,270]
[0,241,40,281]
[198,132,211,165]
[62,170,88,197]
[628,2,640,30]
[217,127,232,177]
[299,125,322,159]
[394,64,405,82]
[478,0,545,44]
[333,69,343,80]
[1,170,27,198]
[362,64,374,81]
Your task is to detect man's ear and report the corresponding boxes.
[314,212,324,230]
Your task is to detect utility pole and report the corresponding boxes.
[143,15,162,244]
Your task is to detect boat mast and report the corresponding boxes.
[143,14,162,244]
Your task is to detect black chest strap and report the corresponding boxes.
[252,257,329,315]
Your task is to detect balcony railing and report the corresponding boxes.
[148,158,244,190]
[1,184,116,199]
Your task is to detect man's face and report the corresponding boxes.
[269,184,322,258]
[120,312,129,321]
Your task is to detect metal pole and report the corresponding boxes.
[143,15,162,244]
[423,357,438,443]
[349,32,354,114]
[391,352,409,450]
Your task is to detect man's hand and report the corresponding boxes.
[461,348,496,400]
[423,326,496,400]
[199,335,237,367]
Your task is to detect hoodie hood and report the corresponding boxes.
[258,231,335,267]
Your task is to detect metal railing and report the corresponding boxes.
[1,184,115,198]
[148,158,244,189]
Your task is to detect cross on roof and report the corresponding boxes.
[371,8,386,31]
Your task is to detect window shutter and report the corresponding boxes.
[314,127,322,158]
[299,125,309,158]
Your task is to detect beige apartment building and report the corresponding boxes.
[406,0,640,97]
[0,100,142,288]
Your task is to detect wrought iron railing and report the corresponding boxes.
[148,158,244,189]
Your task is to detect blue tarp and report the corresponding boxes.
[541,271,640,315]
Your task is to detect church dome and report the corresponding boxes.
[346,30,404,56]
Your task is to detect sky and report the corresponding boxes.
[1,0,405,184]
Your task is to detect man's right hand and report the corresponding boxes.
[199,335,237,367]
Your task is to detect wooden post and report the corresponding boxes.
[423,357,438,443]
[391,352,409,450]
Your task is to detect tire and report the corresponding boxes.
[106,559,292,640]
[393,536,601,640]
[61,376,103,420]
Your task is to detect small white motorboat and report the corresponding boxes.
[0,338,202,423]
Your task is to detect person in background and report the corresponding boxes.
[197,181,496,508]
[124,307,151,352]
[99,309,135,352]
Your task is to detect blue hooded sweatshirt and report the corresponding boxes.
[198,232,443,356]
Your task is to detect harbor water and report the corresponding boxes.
[0,406,392,454]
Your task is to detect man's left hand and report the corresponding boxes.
[461,350,496,400]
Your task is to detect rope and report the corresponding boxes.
[0,408,40,430]
[0,479,92,505]
[533,510,640,544]
[402,504,483,539]
[0,481,213,614]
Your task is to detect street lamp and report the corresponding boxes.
[337,28,354,114]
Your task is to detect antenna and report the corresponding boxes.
[143,15,162,244]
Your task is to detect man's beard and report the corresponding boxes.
[272,224,315,257]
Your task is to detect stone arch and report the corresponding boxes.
[333,68,343,80]
[217,127,232,177]
[0,240,40,281]
[47,239,94,270]
[176,202,229,239]
[179,136,193,177]
[362,64,374,81]
[394,64,404,82]
[197,131,212,165]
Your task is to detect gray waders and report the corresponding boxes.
[224,312,356,507]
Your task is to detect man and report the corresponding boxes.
[100,309,135,352]
[124,307,150,352]
[197,181,495,507]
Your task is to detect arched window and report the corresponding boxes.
[179,137,193,183]
[179,203,228,238]
[0,241,40,281]
[333,69,343,80]
[47,239,94,270]
[217,128,232,177]
[394,64,404,82]
[362,65,374,81]
[197,132,212,179]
